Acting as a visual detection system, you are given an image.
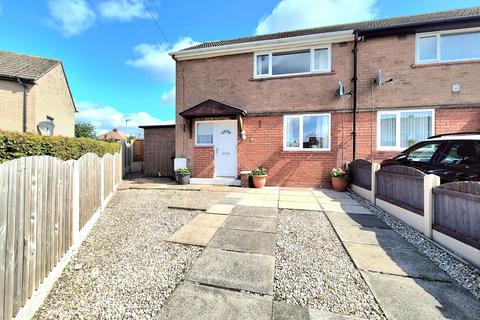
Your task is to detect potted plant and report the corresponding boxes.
[330,167,350,192]
[250,168,268,188]
[176,168,191,185]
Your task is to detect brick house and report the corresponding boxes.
[170,7,480,187]
[0,50,76,137]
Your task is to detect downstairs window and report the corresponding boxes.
[284,114,331,151]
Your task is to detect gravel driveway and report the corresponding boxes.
[274,209,385,319]
[34,189,203,319]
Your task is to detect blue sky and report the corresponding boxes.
[1,0,479,136]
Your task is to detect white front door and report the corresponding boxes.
[213,120,237,177]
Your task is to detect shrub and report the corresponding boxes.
[175,167,191,174]
[0,131,120,163]
[251,168,268,176]
[330,167,350,179]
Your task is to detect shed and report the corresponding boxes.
[139,124,176,177]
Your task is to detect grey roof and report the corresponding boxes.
[181,7,480,51]
[0,50,60,81]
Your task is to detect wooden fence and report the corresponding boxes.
[433,182,480,250]
[349,159,372,190]
[376,165,425,215]
[0,151,122,320]
[349,162,480,268]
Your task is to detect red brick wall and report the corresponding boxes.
[193,146,214,178]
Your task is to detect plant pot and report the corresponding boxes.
[177,173,191,185]
[252,175,268,188]
[331,177,349,192]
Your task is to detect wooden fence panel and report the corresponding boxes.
[103,154,113,199]
[78,154,102,229]
[433,181,480,249]
[376,165,425,215]
[349,159,372,190]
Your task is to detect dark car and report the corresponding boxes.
[381,133,480,183]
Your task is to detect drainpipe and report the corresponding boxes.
[352,33,359,161]
[17,78,29,133]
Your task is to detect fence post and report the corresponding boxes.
[71,161,80,244]
[112,153,117,190]
[100,157,105,208]
[371,163,381,205]
[423,174,440,238]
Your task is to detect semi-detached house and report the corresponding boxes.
[170,7,480,187]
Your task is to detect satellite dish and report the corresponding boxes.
[336,81,345,97]
[373,69,383,86]
[37,121,55,135]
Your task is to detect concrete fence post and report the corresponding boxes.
[423,174,441,238]
[371,163,381,205]
[100,157,105,208]
[71,161,80,244]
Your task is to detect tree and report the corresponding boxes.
[75,122,97,139]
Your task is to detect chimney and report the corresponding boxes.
[113,128,118,133]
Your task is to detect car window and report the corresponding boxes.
[406,142,441,162]
[439,141,480,165]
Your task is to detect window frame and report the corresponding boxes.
[254,44,332,78]
[194,120,214,146]
[377,109,435,151]
[283,113,331,152]
[415,27,480,64]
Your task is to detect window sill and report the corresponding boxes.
[412,60,480,68]
[194,145,214,148]
[250,71,335,81]
[282,149,332,153]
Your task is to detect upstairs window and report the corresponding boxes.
[416,29,480,63]
[254,46,331,78]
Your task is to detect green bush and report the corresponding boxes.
[251,168,268,176]
[0,131,120,163]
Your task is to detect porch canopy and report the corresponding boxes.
[179,99,247,138]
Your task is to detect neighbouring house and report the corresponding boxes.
[0,50,76,137]
[140,124,176,177]
[169,7,480,187]
[97,128,127,142]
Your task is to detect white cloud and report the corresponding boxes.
[256,0,378,34]
[98,0,151,21]
[126,37,199,83]
[47,0,96,37]
[75,101,174,136]
[160,87,175,105]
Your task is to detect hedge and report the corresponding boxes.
[0,131,120,163]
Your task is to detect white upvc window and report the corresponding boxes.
[416,27,480,64]
[195,121,214,146]
[254,45,331,78]
[377,109,435,151]
[283,113,331,151]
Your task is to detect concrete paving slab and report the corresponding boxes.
[316,198,359,206]
[206,204,235,215]
[217,197,242,205]
[279,190,313,196]
[237,198,278,208]
[208,228,276,256]
[320,203,372,214]
[186,248,275,295]
[334,225,412,249]
[231,206,278,218]
[273,301,308,320]
[309,309,364,320]
[325,212,390,229]
[223,216,277,233]
[166,224,218,246]
[345,242,451,281]
[278,201,321,211]
[361,271,480,320]
[278,194,317,202]
[224,192,246,198]
[158,282,273,320]
[313,190,351,199]
[189,213,228,228]
[248,186,280,194]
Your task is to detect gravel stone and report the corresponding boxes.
[349,191,480,300]
[34,189,203,319]
[274,209,385,319]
